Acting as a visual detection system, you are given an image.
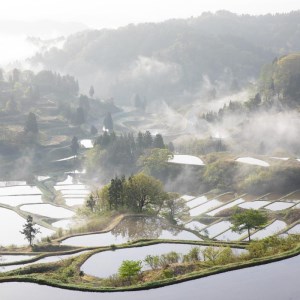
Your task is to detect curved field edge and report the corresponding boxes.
[0,241,299,293]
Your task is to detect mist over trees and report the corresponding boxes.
[30,11,300,105]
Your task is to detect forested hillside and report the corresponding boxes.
[30,11,300,105]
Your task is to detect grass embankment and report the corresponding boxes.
[0,236,299,292]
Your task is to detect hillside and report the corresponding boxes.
[30,11,300,105]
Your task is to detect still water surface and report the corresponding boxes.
[0,254,299,300]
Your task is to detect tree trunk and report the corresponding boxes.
[247,227,251,242]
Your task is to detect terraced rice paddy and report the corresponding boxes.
[0,251,88,273]
[20,204,75,218]
[168,155,205,166]
[80,139,93,148]
[201,221,232,238]
[81,243,205,278]
[236,157,270,167]
[189,200,222,217]
[0,195,43,206]
[238,201,270,209]
[249,220,287,240]
[185,196,208,209]
[184,221,206,231]
[207,198,245,216]
[0,186,41,196]
[215,229,246,241]
[264,202,295,211]
[0,207,54,246]
[287,224,300,234]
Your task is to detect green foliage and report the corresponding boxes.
[152,134,165,149]
[139,148,172,179]
[231,209,268,241]
[118,260,142,281]
[246,235,300,258]
[203,160,237,190]
[24,112,38,134]
[86,194,96,212]
[33,70,79,96]
[144,255,160,270]
[91,173,168,213]
[162,192,189,224]
[202,246,235,266]
[108,176,125,210]
[185,247,200,262]
[20,215,40,246]
[259,53,300,104]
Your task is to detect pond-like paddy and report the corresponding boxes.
[168,155,205,166]
[271,157,289,161]
[287,224,300,234]
[0,181,27,187]
[201,221,232,238]
[59,190,90,196]
[184,221,206,231]
[238,201,270,210]
[55,185,88,191]
[64,198,86,206]
[189,200,222,217]
[215,229,246,241]
[0,207,54,246]
[2,251,300,300]
[185,196,208,209]
[56,176,74,185]
[0,251,87,273]
[236,157,270,167]
[0,255,35,264]
[264,202,295,211]
[80,139,93,148]
[82,243,222,278]
[0,195,42,206]
[61,217,200,247]
[20,204,75,218]
[207,198,245,216]
[180,195,195,201]
[0,186,41,196]
[249,220,287,240]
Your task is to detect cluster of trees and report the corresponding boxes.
[86,131,168,179]
[259,53,300,105]
[87,173,168,213]
[202,53,300,126]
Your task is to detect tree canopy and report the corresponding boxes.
[20,215,40,246]
[231,209,268,241]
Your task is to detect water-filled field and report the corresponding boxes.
[61,217,200,247]
[0,207,54,246]
[0,195,42,206]
[168,155,205,166]
[207,198,245,216]
[1,255,300,299]
[236,157,270,167]
[20,204,75,218]
[189,199,222,216]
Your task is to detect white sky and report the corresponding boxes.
[1,0,300,29]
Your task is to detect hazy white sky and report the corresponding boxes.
[1,0,300,29]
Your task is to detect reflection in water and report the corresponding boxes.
[0,255,300,300]
[62,216,199,247]
[111,217,181,240]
